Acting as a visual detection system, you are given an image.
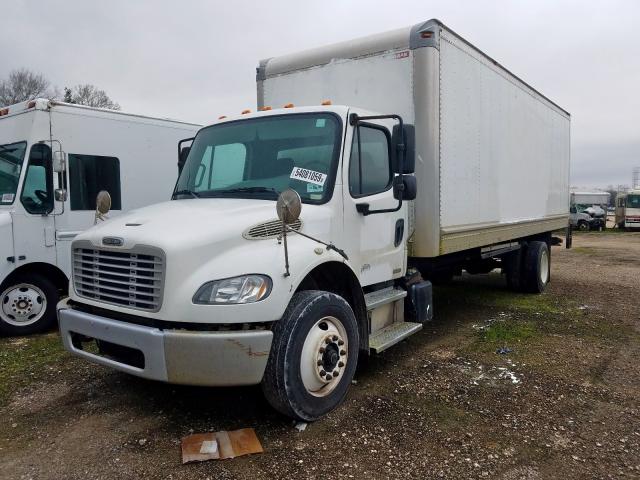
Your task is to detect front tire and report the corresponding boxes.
[262,290,359,421]
[0,274,59,336]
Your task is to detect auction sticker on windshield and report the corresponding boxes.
[290,167,327,186]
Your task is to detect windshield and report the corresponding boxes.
[628,195,640,209]
[0,141,27,205]
[173,113,342,203]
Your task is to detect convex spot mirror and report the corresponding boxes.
[276,189,302,224]
[392,124,415,174]
[54,188,67,202]
[393,175,417,201]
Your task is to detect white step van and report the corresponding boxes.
[0,99,200,335]
[58,20,570,420]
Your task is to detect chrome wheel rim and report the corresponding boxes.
[1,283,47,326]
[300,316,348,397]
[540,249,549,285]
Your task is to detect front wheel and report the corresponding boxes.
[0,274,59,336]
[262,290,359,421]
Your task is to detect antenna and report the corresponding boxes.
[633,167,640,189]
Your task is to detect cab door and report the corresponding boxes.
[11,143,57,269]
[342,115,407,287]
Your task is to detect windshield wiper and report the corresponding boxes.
[206,187,279,196]
[172,189,200,199]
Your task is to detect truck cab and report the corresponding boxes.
[58,105,421,420]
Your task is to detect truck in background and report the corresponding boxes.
[570,191,610,231]
[58,19,570,421]
[0,99,200,335]
[615,189,640,229]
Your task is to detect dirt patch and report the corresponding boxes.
[1,233,639,479]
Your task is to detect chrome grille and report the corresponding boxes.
[243,219,302,240]
[73,244,165,312]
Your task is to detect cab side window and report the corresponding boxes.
[20,144,53,214]
[349,125,392,197]
[68,154,122,210]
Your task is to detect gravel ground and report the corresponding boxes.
[0,232,638,480]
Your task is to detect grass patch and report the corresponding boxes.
[435,280,570,315]
[0,333,67,405]
[481,320,536,342]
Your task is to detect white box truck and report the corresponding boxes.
[0,99,200,335]
[58,19,570,420]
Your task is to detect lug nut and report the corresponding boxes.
[340,350,346,356]
[317,360,323,366]
[332,335,338,341]
[338,361,344,368]
[338,340,344,346]
[333,371,339,378]
[326,374,333,380]
[325,338,332,344]
[319,347,325,353]
[320,370,326,376]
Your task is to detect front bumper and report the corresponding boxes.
[57,300,273,386]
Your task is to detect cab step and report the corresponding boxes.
[364,287,407,311]
[369,321,422,353]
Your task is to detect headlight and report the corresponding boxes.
[193,275,272,305]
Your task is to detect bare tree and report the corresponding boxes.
[65,84,120,110]
[0,69,56,106]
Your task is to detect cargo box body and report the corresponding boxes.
[258,19,571,258]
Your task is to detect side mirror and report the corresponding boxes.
[54,188,67,202]
[394,175,417,201]
[53,151,66,172]
[392,124,415,174]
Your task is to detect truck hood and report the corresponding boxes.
[77,198,329,251]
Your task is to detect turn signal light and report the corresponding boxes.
[284,103,294,108]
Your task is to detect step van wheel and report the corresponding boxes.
[0,274,59,336]
[522,241,550,293]
[262,290,359,421]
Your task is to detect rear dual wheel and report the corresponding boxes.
[262,290,359,421]
[503,241,550,294]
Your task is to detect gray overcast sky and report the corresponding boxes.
[2,0,639,188]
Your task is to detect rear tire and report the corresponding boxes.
[0,274,59,336]
[262,290,359,421]
[522,241,550,293]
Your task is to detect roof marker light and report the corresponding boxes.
[27,100,36,109]
[321,100,332,105]
[218,115,227,119]
[0,108,8,116]
[284,103,294,108]
[241,109,251,114]
[259,106,272,111]
[421,31,433,39]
